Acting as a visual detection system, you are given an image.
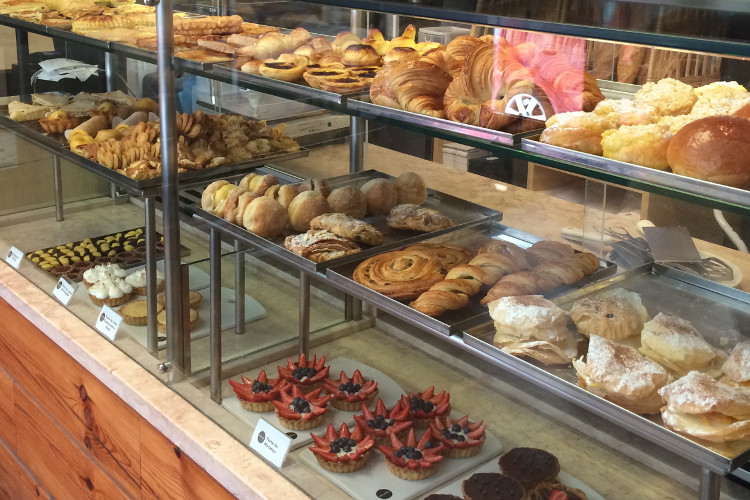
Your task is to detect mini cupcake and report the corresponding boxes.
[378,428,444,480]
[229,370,290,412]
[323,369,379,411]
[353,399,412,446]
[124,267,165,295]
[398,387,451,428]
[429,415,487,458]
[309,423,375,473]
[272,384,331,430]
[277,354,330,390]
[88,277,133,307]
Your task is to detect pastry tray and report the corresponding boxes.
[347,98,543,146]
[521,135,750,209]
[191,169,502,274]
[463,262,750,473]
[326,221,616,336]
[212,62,370,108]
[0,112,309,198]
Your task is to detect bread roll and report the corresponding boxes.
[341,44,381,67]
[288,190,331,232]
[327,186,367,218]
[734,103,750,120]
[298,178,331,198]
[246,174,280,195]
[394,171,426,205]
[201,180,230,213]
[242,197,288,238]
[222,186,248,224]
[667,116,750,188]
[361,178,398,215]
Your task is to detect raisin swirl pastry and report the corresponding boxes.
[352,249,448,301]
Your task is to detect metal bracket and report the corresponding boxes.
[157,361,172,374]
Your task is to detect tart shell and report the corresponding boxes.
[385,460,436,480]
[315,452,370,473]
[276,412,326,430]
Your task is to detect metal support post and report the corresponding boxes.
[52,155,63,222]
[15,29,30,103]
[350,9,365,38]
[698,469,720,500]
[299,271,310,357]
[144,197,158,355]
[104,51,117,92]
[210,229,222,403]
[180,264,191,375]
[156,0,186,379]
[344,295,353,322]
[384,14,399,39]
[234,241,245,334]
[351,297,362,321]
[350,116,365,173]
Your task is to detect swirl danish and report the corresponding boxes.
[352,249,450,301]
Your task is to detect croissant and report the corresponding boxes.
[370,60,453,118]
[443,35,488,77]
[410,264,485,316]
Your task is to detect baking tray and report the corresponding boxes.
[347,98,543,146]
[0,112,308,198]
[212,62,369,108]
[463,262,750,473]
[192,169,502,274]
[522,135,750,209]
[326,221,616,335]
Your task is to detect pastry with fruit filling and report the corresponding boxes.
[272,384,331,430]
[40,110,83,134]
[228,370,290,412]
[353,398,413,446]
[397,386,451,428]
[429,414,487,458]
[277,353,330,390]
[309,422,375,473]
[378,428,444,480]
[323,369,379,411]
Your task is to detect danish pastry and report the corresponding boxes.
[309,213,382,246]
[352,249,448,301]
[386,204,453,232]
[284,230,361,263]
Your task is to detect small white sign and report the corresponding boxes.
[250,418,293,468]
[53,278,76,306]
[5,246,23,269]
[95,305,122,341]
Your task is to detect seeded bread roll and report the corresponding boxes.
[242,197,288,238]
[288,190,331,232]
[327,186,367,219]
[361,178,398,215]
[394,171,427,205]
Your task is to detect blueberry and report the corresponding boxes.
[451,424,461,432]
[399,446,407,454]
[366,419,375,427]
[463,427,471,434]
[425,441,435,449]
[353,384,361,392]
[424,402,433,412]
[343,446,351,452]
[251,381,272,393]
[414,450,423,459]
[410,396,418,404]
[338,384,346,391]
[442,428,449,436]
[375,415,384,422]
[331,446,340,453]
[457,435,465,442]
[348,439,357,447]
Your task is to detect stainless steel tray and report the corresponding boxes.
[522,135,750,209]
[192,169,502,273]
[212,62,368,108]
[347,99,542,146]
[327,221,615,335]
[0,113,308,197]
[463,262,750,473]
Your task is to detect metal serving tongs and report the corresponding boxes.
[669,257,734,281]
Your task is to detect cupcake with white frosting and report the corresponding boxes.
[124,267,165,295]
[88,277,133,306]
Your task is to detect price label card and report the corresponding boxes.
[250,418,292,468]
[53,278,76,306]
[95,305,122,341]
[5,246,23,269]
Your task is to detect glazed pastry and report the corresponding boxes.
[569,288,650,341]
[201,180,232,214]
[323,369,379,411]
[640,313,726,377]
[228,370,290,412]
[341,44,381,67]
[124,267,165,295]
[394,171,427,205]
[462,473,525,500]
[156,308,199,333]
[119,300,163,326]
[489,295,576,366]
[309,213,382,246]
[428,415,487,458]
[498,447,560,490]
[288,190,331,232]
[352,249,448,301]
[309,423,375,473]
[378,429,444,480]
[386,204,453,232]
[722,342,750,387]
[360,178,399,215]
[398,387,450,428]
[283,230,361,263]
[272,385,331,430]
[353,399,413,446]
[478,239,530,271]
[88,277,133,307]
[326,186,367,219]
[659,371,750,442]
[277,354,330,390]
[242,197,288,239]
[573,335,669,414]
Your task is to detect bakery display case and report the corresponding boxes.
[2,1,750,499]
